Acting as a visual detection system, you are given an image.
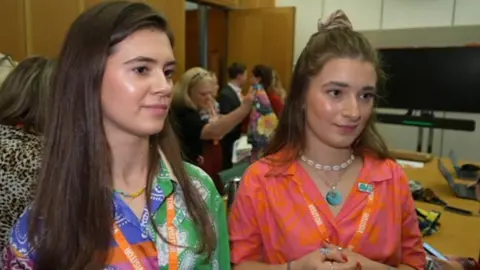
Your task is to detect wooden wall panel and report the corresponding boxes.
[147,0,186,77]
[239,0,275,9]
[186,8,227,85]
[0,0,27,60]
[25,0,82,57]
[197,0,239,8]
[228,7,295,91]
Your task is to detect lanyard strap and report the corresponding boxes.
[114,149,180,270]
[166,195,178,270]
[160,149,180,270]
[299,186,376,251]
[113,224,146,270]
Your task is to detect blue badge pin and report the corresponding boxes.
[357,182,373,193]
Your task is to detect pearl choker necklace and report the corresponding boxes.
[300,154,355,171]
[300,153,355,206]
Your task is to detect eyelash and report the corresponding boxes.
[327,90,377,100]
[133,66,149,75]
[164,69,175,79]
[132,66,175,79]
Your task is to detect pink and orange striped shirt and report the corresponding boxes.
[229,153,426,269]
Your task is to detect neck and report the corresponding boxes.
[303,131,352,166]
[107,130,150,189]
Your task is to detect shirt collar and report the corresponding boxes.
[228,82,242,95]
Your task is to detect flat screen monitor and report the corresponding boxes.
[377,47,480,113]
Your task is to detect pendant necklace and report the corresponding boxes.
[301,154,355,206]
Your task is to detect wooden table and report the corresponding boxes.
[403,157,480,258]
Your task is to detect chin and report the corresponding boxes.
[329,138,356,149]
[137,122,166,137]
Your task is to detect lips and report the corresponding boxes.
[145,104,168,109]
[335,124,358,133]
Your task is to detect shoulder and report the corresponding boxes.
[238,159,276,193]
[0,125,42,193]
[0,125,42,152]
[364,155,406,180]
[172,105,196,117]
[8,207,36,259]
[219,86,233,98]
[183,162,221,204]
[172,106,200,124]
[363,156,410,193]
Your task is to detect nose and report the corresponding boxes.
[151,71,172,95]
[341,95,361,121]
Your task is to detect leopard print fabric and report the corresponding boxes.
[0,124,41,251]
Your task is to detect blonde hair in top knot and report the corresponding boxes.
[318,9,353,31]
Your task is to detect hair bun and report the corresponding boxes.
[318,10,353,32]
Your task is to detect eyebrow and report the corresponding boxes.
[322,81,376,91]
[123,56,176,67]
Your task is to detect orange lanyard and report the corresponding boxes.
[298,186,376,251]
[166,195,178,270]
[113,196,179,270]
[113,224,146,270]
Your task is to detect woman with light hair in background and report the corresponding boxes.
[0,56,55,251]
[171,67,254,194]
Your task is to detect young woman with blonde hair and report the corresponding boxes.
[171,67,254,193]
[229,10,425,270]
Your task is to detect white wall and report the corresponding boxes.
[276,0,480,161]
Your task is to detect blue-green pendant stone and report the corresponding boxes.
[326,190,342,206]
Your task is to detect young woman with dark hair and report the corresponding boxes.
[3,2,229,269]
[229,10,425,270]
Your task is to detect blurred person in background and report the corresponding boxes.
[172,67,254,194]
[271,69,287,101]
[218,62,248,170]
[0,56,55,251]
[251,64,284,117]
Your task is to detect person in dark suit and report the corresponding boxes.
[218,62,248,169]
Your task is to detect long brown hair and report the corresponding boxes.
[0,56,54,133]
[28,2,215,269]
[265,10,392,165]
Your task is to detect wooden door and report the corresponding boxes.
[0,0,27,60]
[227,7,295,92]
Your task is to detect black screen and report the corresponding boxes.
[377,47,480,113]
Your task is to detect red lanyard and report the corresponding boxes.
[298,186,376,251]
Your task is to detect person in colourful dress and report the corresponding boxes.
[229,10,425,270]
[2,2,230,270]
